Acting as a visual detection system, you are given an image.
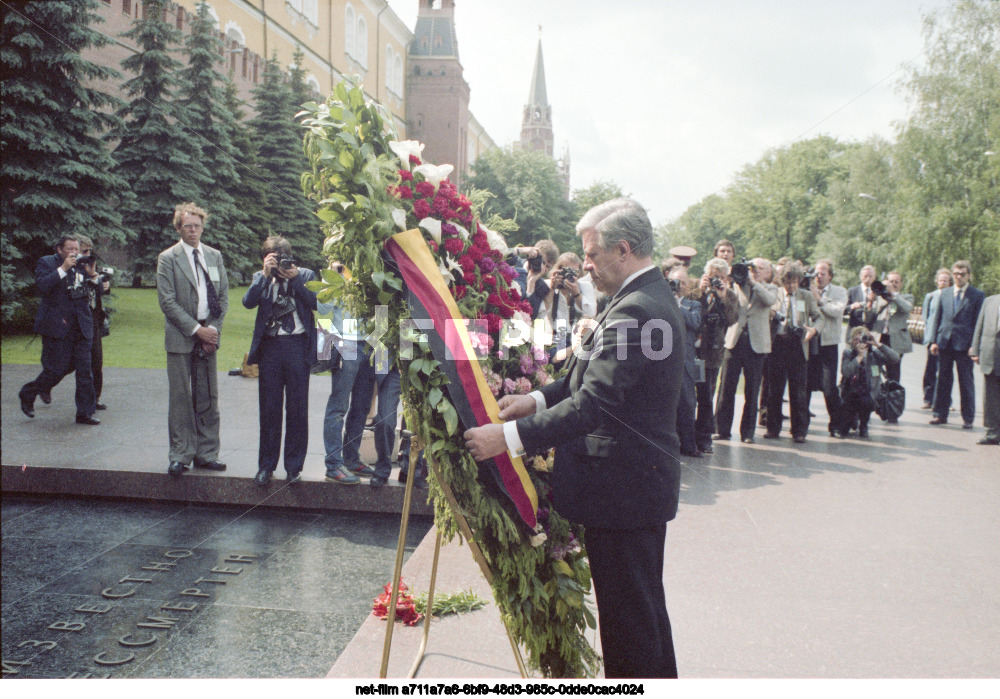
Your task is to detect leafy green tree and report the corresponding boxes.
[1,0,129,327]
[655,193,737,270]
[111,0,212,284]
[176,1,256,280]
[250,54,322,269]
[570,179,626,222]
[466,147,576,254]
[893,0,1000,294]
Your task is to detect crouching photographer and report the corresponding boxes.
[838,327,900,438]
[243,237,318,485]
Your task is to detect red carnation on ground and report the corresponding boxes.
[372,579,423,627]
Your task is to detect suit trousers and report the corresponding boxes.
[933,345,975,424]
[880,333,902,382]
[983,373,999,441]
[767,334,810,438]
[816,343,843,433]
[715,332,765,440]
[91,309,104,401]
[922,347,939,405]
[694,361,722,451]
[22,322,95,416]
[676,370,697,452]
[586,523,677,678]
[257,334,310,474]
[166,349,220,464]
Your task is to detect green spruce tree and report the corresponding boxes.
[176,1,256,280]
[111,0,212,284]
[250,54,321,269]
[222,75,272,250]
[1,0,129,327]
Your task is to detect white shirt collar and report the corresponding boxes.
[615,264,656,297]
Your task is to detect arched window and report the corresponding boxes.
[386,46,395,94]
[356,16,368,68]
[302,0,318,25]
[306,75,322,98]
[345,4,356,58]
[394,54,403,96]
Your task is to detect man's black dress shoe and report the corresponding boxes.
[741,436,755,444]
[193,460,227,471]
[19,390,35,418]
[699,444,713,454]
[167,461,188,476]
[254,469,272,485]
[962,422,974,430]
[39,390,52,405]
[976,437,999,445]
[370,475,388,487]
[75,414,100,425]
[286,471,301,484]
[680,448,702,457]
[95,402,107,410]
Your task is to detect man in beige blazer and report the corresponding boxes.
[810,259,848,435]
[157,202,229,475]
[765,262,824,443]
[714,258,777,443]
[971,294,1000,445]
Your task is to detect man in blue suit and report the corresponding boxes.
[928,260,985,429]
[19,235,99,424]
[243,236,318,484]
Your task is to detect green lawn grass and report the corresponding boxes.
[1,287,257,372]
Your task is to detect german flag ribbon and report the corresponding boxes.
[385,228,538,530]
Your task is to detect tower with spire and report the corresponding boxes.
[405,0,471,185]
[516,30,570,198]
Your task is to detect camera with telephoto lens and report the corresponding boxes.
[730,257,756,286]
[859,332,873,346]
[871,279,892,300]
[667,277,682,293]
[801,267,818,286]
[528,254,543,273]
[555,267,577,290]
[278,254,295,271]
[75,252,97,269]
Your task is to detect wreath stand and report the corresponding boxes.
[379,433,529,679]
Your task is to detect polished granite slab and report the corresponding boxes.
[1,495,431,678]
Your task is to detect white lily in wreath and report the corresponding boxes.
[413,163,454,187]
[419,217,442,245]
[389,139,425,171]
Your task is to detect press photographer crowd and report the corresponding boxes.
[15,202,1000,489]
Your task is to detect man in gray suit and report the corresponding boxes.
[921,269,953,409]
[157,202,229,476]
[971,294,1000,445]
[810,259,848,436]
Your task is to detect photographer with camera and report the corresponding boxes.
[18,235,99,424]
[764,262,824,443]
[838,326,900,438]
[808,259,848,436]
[866,271,913,390]
[668,268,703,457]
[243,236,319,485]
[693,258,739,454]
[541,252,596,359]
[511,240,559,319]
[846,265,877,329]
[73,235,112,412]
[714,257,777,443]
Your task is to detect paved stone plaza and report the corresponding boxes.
[2,357,998,678]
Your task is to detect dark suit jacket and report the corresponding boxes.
[33,254,94,340]
[242,269,318,365]
[516,268,684,530]
[932,285,985,352]
[846,284,871,328]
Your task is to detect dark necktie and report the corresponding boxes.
[192,248,222,318]
[955,288,963,313]
[279,282,296,333]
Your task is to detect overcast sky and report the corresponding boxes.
[386,0,954,226]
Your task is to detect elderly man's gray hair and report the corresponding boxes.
[576,197,654,259]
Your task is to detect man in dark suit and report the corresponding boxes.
[971,293,1000,445]
[465,198,683,678]
[157,202,229,475]
[845,264,877,329]
[243,236,318,485]
[929,260,985,429]
[921,269,953,409]
[19,235,99,424]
